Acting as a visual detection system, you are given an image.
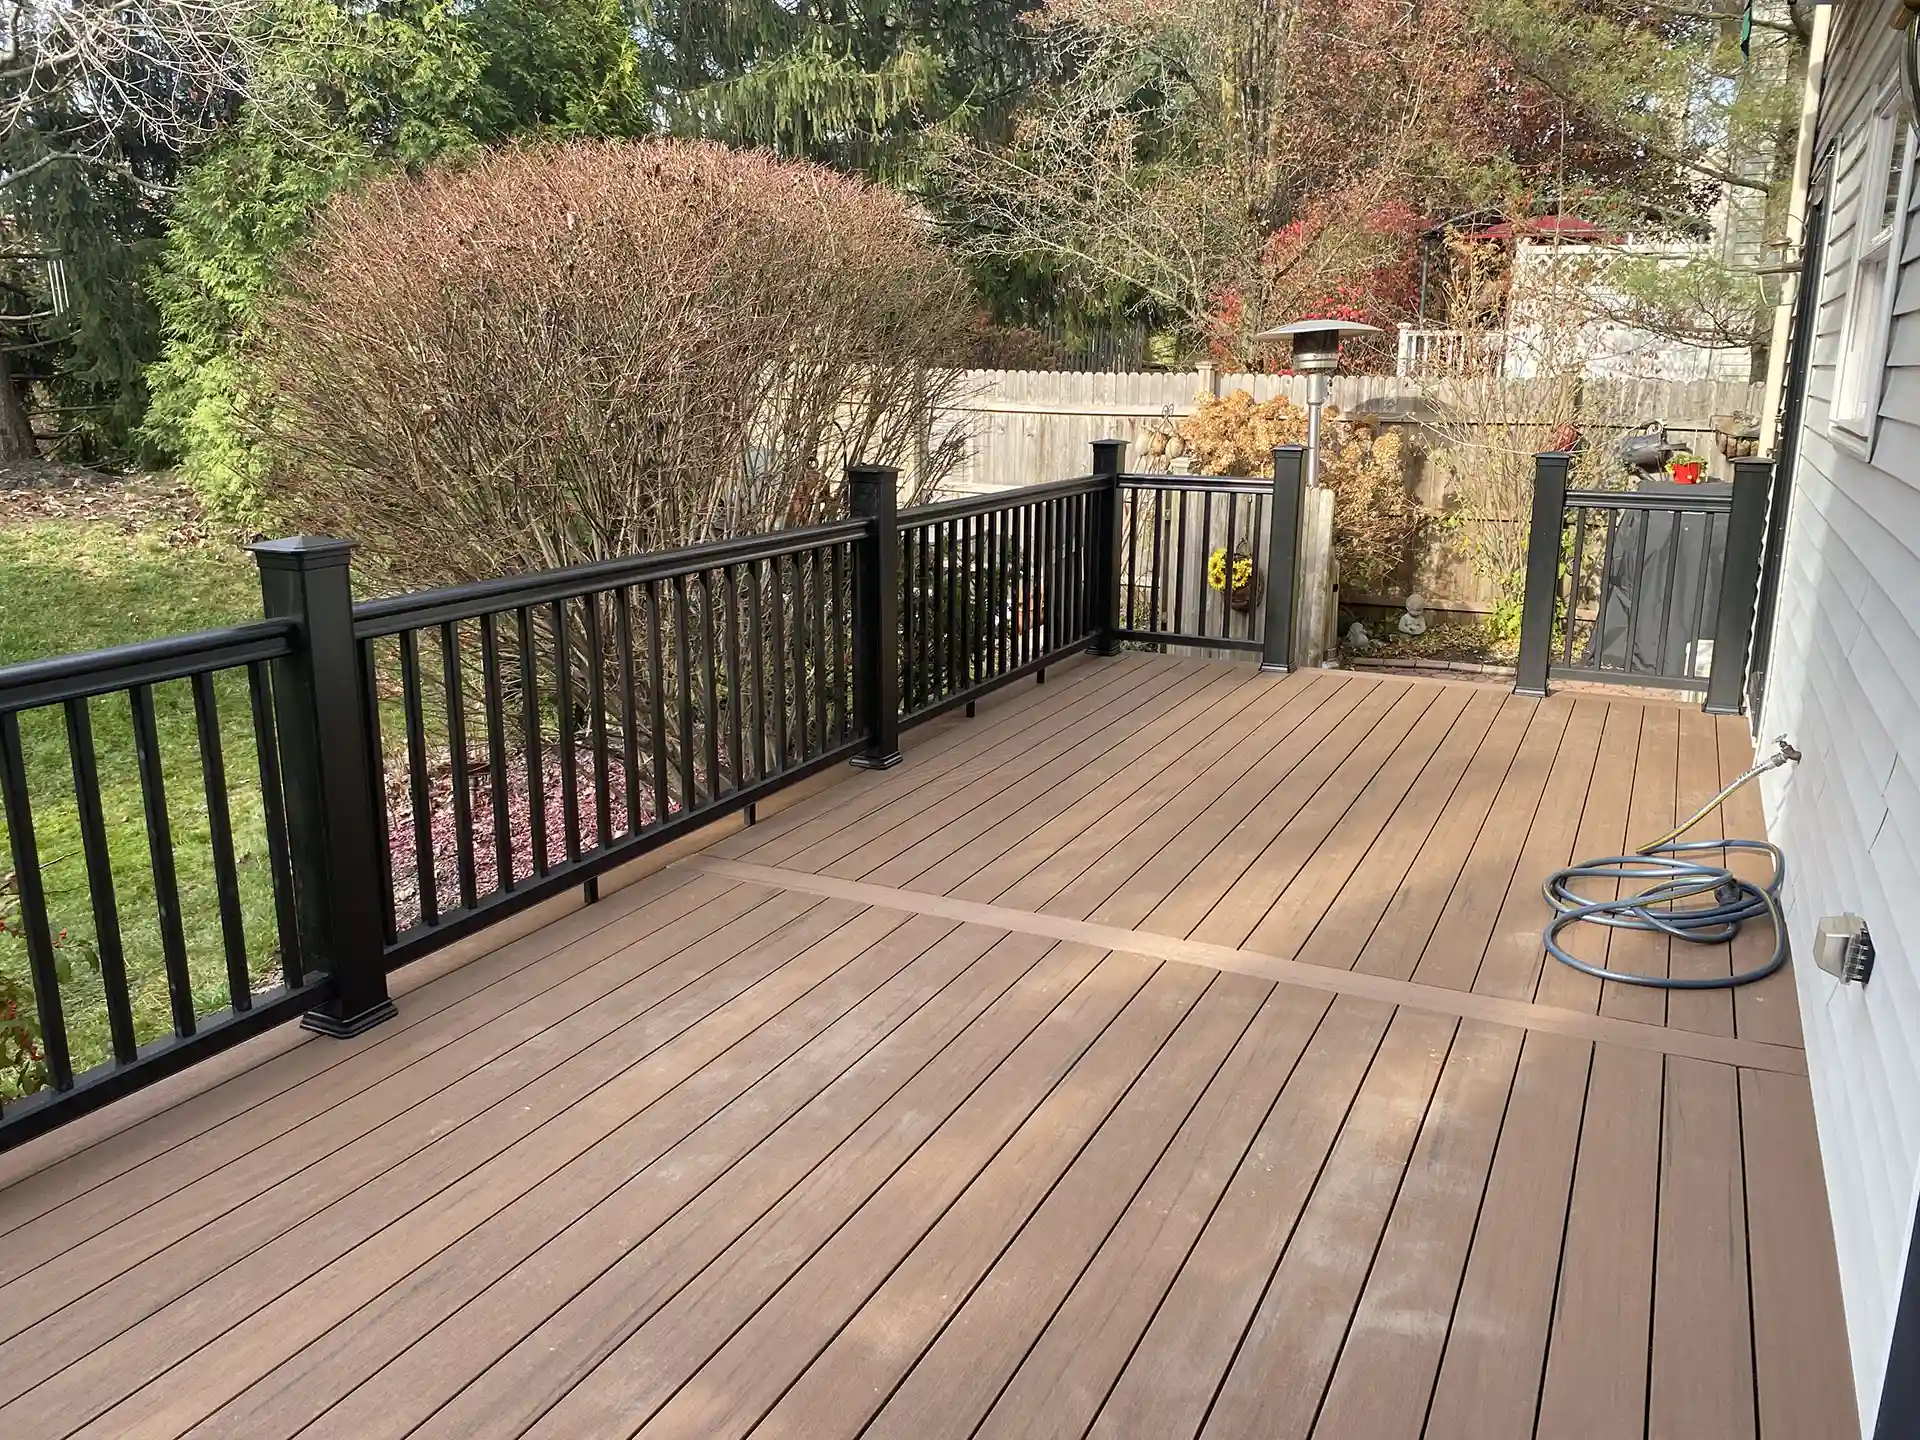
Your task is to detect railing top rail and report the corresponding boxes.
[1566,482,1732,514]
[352,517,873,638]
[1117,471,1273,495]
[900,473,1106,525]
[0,618,296,714]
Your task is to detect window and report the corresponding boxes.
[1833,94,1913,441]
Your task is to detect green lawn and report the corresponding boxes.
[0,514,280,1101]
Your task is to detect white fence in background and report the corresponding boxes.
[1395,326,1506,378]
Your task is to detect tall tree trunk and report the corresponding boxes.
[0,347,37,463]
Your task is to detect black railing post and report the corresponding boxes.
[848,464,903,770]
[1514,451,1571,699]
[1090,439,1126,655]
[1703,457,1772,716]
[1261,445,1307,673]
[249,537,397,1037]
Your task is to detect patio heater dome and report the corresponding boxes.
[1252,319,1380,487]
[1252,319,1381,373]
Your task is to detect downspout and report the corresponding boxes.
[1759,2,1831,454]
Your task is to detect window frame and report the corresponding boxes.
[1830,85,1915,457]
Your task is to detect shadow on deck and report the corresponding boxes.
[0,654,1855,1439]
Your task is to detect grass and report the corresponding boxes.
[0,512,280,1100]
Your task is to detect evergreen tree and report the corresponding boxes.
[640,0,1043,180]
[145,0,655,515]
[142,0,486,512]
[0,2,221,462]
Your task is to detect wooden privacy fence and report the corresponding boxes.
[932,369,1765,617]
[935,369,1767,497]
[1514,451,1771,711]
[0,453,1309,1148]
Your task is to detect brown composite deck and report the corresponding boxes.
[0,654,1855,1440]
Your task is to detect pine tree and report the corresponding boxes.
[641,0,1043,180]
[0,3,201,463]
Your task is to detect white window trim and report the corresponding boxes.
[1830,85,1915,459]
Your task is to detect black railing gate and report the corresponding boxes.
[1514,450,1773,712]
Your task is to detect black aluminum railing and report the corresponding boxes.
[0,617,318,1143]
[354,522,870,966]
[0,447,1304,1147]
[1515,452,1771,713]
[897,475,1108,722]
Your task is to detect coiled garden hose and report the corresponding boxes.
[1542,737,1802,990]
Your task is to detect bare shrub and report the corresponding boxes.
[247,138,977,593]
[1417,236,1636,640]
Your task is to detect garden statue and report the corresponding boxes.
[1346,621,1372,651]
[1398,593,1428,637]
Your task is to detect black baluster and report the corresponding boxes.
[748,559,769,781]
[130,683,195,1037]
[675,573,697,805]
[645,581,670,820]
[700,571,723,791]
[191,673,251,1013]
[397,629,438,925]
[767,558,790,769]
[1173,490,1190,643]
[615,589,641,834]
[1,711,72,1087]
[516,604,549,877]
[246,661,302,987]
[357,637,396,942]
[64,698,135,1061]
[551,599,580,859]
[440,622,478,909]
[724,566,745,785]
[479,613,514,889]
[1565,507,1589,668]
[582,595,611,850]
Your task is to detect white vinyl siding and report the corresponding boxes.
[1760,3,1920,1430]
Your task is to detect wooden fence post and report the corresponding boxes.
[1514,452,1571,699]
[1703,456,1772,716]
[848,464,904,769]
[250,537,396,1037]
[1263,445,1306,672]
[1091,439,1126,656]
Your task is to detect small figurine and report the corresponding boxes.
[1346,621,1371,652]
[1398,593,1428,637]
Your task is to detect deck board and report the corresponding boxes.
[0,659,1855,1440]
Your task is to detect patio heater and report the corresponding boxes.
[1254,320,1380,487]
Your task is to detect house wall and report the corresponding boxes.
[1759,2,1920,1429]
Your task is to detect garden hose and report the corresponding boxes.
[1542,737,1801,989]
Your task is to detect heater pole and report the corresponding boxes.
[1304,373,1328,488]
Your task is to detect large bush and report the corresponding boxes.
[247,139,975,589]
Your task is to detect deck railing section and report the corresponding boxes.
[1115,443,1306,671]
[352,522,871,966]
[897,475,1108,723]
[0,617,318,1143]
[1515,451,1771,713]
[0,449,1310,1146]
